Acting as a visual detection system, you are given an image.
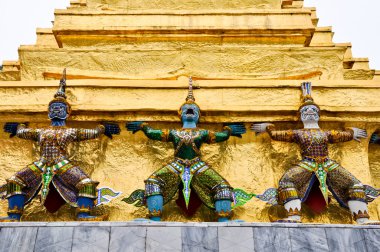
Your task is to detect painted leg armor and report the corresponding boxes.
[329,168,380,225]
[124,163,253,222]
[0,168,116,221]
[143,165,237,222]
[147,195,163,221]
[215,199,232,222]
[76,180,107,221]
[145,191,233,222]
[145,188,233,222]
[0,195,25,222]
[277,185,302,223]
[347,185,380,225]
[0,179,26,222]
[276,185,380,225]
[256,167,380,224]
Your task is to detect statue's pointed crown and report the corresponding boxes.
[185,76,195,103]
[178,76,201,117]
[300,82,319,109]
[54,68,67,99]
[49,68,71,113]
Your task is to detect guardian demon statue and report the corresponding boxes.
[252,82,379,224]
[0,69,120,221]
[124,77,251,222]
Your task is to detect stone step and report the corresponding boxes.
[52,9,315,47]
[18,45,348,81]
[84,0,283,11]
[0,79,379,122]
[0,222,379,251]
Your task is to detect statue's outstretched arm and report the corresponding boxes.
[3,122,40,141]
[251,123,295,142]
[327,128,366,143]
[76,123,120,141]
[126,121,172,142]
[207,123,246,143]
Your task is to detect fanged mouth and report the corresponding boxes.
[304,111,317,115]
[186,109,195,116]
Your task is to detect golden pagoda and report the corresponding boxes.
[0,0,379,223]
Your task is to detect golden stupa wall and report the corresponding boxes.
[0,0,379,223]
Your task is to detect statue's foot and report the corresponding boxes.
[276,218,302,224]
[149,216,161,221]
[358,220,380,225]
[218,218,245,223]
[223,220,245,223]
[364,222,380,225]
[132,218,152,222]
[77,214,108,222]
[356,217,380,225]
[0,216,20,222]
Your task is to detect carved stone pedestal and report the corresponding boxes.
[0,222,379,251]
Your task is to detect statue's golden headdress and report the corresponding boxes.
[178,77,201,117]
[299,82,319,110]
[48,68,72,115]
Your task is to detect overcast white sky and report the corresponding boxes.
[0,0,379,69]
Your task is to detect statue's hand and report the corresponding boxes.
[370,133,380,144]
[251,123,273,135]
[3,122,27,138]
[352,127,367,142]
[224,123,246,138]
[126,121,145,134]
[102,123,121,139]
